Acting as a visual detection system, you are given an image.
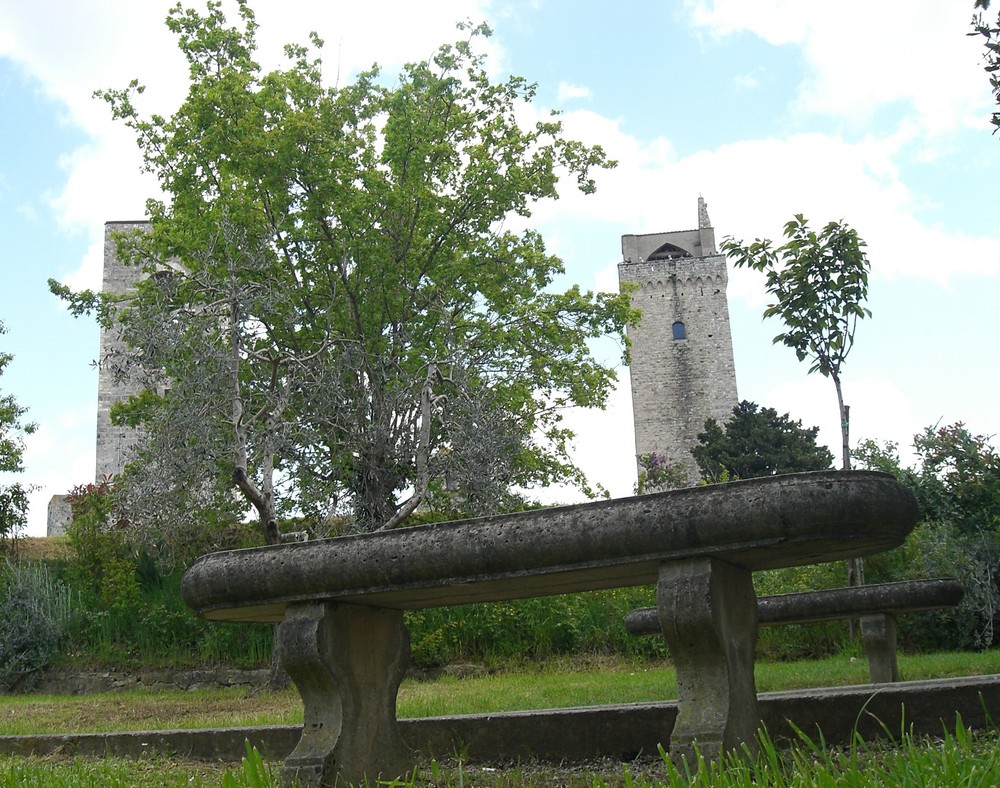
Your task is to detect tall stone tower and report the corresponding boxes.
[47,221,148,535]
[618,198,738,482]
[95,221,149,480]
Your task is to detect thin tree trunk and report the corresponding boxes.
[834,374,851,472]
[835,375,864,643]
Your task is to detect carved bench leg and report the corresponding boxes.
[861,613,901,683]
[276,601,413,787]
[657,557,760,765]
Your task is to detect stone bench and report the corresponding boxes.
[181,470,917,785]
[625,578,964,684]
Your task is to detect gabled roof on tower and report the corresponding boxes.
[620,197,717,263]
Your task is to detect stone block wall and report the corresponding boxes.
[618,211,738,483]
[46,494,71,537]
[95,221,149,480]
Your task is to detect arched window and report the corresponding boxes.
[672,321,687,340]
[649,242,693,260]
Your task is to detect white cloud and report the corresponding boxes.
[533,372,637,505]
[519,108,1000,289]
[687,0,992,135]
[733,72,760,90]
[557,81,592,102]
[14,404,96,537]
[759,374,920,469]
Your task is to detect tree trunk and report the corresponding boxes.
[834,374,851,473]
[835,375,864,643]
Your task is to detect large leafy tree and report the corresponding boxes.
[51,2,636,552]
[693,400,833,483]
[0,321,36,546]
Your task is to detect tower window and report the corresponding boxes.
[672,321,687,340]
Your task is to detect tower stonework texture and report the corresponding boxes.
[618,198,738,481]
[95,221,149,480]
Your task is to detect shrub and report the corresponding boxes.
[405,587,666,668]
[893,521,1000,650]
[64,479,141,612]
[753,562,855,661]
[0,560,74,691]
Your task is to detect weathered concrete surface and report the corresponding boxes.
[757,579,964,626]
[3,675,998,765]
[179,471,918,784]
[625,579,965,636]
[657,557,759,763]
[860,614,900,683]
[626,579,964,685]
[276,602,413,787]
[182,472,918,622]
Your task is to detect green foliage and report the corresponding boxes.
[59,567,272,670]
[0,320,36,546]
[912,423,1000,536]
[855,424,1000,648]
[972,0,1000,133]
[52,2,638,542]
[722,216,872,381]
[0,483,29,548]
[634,453,692,494]
[0,560,74,691]
[406,587,666,668]
[0,755,231,787]
[63,480,141,613]
[221,741,280,788]
[693,400,833,482]
[56,481,271,667]
[722,215,871,472]
[654,718,1000,788]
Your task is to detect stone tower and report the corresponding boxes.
[95,221,149,480]
[47,221,148,535]
[618,198,738,482]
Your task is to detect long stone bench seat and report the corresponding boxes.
[181,471,918,786]
[625,578,964,683]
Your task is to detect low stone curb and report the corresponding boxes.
[2,674,998,765]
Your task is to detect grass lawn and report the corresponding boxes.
[1,650,998,786]
[2,649,997,736]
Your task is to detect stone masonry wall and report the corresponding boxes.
[95,221,149,480]
[619,254,738,481]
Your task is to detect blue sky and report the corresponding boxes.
[1,0,998,535]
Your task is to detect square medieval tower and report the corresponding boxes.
[95,221,149,480]
[618,198,738,483]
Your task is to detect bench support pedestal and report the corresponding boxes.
[657,557,760,764]
[861,614,901,683]
[277,602,413,787]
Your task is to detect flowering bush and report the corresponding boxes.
[634,453,692,494]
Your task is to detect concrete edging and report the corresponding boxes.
[2,674,997,765]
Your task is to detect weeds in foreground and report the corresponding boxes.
[5,718,993,787]
[214,717,1000,786]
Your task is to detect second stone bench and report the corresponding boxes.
[625,578,964,683]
